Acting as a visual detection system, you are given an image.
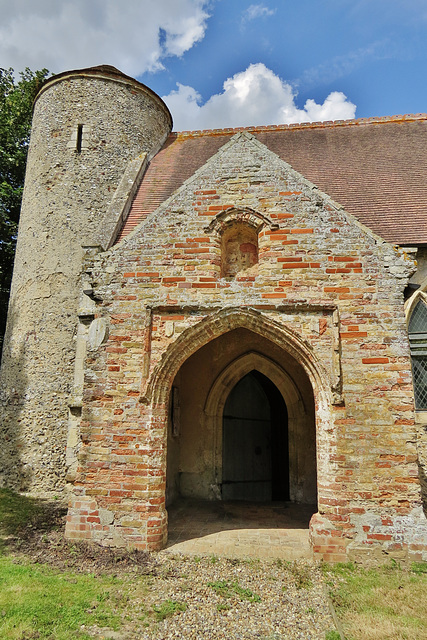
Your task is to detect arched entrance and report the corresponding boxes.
[222,370,289,501]
[165,327,317,508]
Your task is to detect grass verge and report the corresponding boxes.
[0,556,123,639]
[0,488,156,639]
[323,560,427,640]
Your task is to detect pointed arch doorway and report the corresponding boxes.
[166,328,317,509]
[222,369,289,501]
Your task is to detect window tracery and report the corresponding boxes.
[408,299,427,409]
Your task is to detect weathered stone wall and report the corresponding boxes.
[0,68,172,493]
[65,132,426,561]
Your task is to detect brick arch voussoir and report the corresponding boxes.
[205,206,277,236]
[143,307,331,408]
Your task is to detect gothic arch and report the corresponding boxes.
[144,306,334,508]
[204,351,305,418]
[203,351,312,502]
[143,307,331,410]
[405,288,427,321]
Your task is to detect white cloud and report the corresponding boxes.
[0,0,210,75]
[303,92,356,122]
[298,40,393,90]
[163,63,356,131]
[243,4,276,21]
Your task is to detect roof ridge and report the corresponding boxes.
[173,113,427,139]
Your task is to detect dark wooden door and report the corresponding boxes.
[222,370,288,501]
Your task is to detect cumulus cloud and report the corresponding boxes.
[163,63,356,130]
[0,0,210,75]
[243,4,276,21]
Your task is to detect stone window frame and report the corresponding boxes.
[67,123,91,152]
[406,290,427,410]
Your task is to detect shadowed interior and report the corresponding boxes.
[166,328,317,510]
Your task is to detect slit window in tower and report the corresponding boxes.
[76,124,83,153]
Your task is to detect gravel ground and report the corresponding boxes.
[88,552,337,640]
[4,500,338,639]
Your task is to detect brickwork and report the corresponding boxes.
[64,132,427,561]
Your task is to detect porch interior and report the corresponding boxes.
[164,328,318,559]
[164,499,316,560]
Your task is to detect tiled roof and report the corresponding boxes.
[116,114,427,245]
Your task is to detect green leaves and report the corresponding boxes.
[0,67,50,346]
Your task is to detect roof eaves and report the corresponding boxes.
[174,113,427,140]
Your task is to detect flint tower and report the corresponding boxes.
[0,66,172,492]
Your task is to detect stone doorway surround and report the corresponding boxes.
[203,350,316,504]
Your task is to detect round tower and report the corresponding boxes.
[0,66,172,493]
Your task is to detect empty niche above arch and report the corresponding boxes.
[221,222,258,278]
[205,207,275,280]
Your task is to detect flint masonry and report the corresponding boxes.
[1,65,427,562]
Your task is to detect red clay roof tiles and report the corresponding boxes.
[116,114,427,245]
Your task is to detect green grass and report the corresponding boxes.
[323,560,427,640]
[208,579,261,602]
[153,599,187,621]
[0,488,40,533]
[0,488,148,639]
[0,556,122,639]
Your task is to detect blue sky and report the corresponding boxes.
[0,0,425,130]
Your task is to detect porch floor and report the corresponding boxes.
[164,499,316,560]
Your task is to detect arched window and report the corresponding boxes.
[409,299,427,409]
[221,223,258,278]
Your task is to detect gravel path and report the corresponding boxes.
[99,553,337,640]
[6,501,337,639]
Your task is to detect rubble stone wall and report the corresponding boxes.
[0,69,171,493]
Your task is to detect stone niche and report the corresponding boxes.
[221,223,259,278]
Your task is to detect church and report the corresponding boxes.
[0,65,426,562]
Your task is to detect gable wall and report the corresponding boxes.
[65,135,427,561]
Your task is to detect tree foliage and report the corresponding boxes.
[0,67,50,348]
